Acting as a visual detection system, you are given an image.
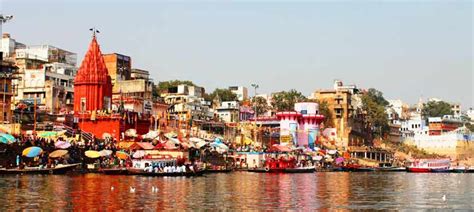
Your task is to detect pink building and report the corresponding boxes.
[276,102,324,149]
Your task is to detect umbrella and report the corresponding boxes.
[0,136,9,144]
[49,150,68,158]
[168,137,181,145]
[0,133,15,143]
[211,142,229,151]
[125,129,137,137]
[164,132,177,139]
[39,131,58,138]
[143,131,159,140]
[214,137,223,143]
[133,151,145,159]
[102,133,112,139]
[22,146,43,158]
[335,157,345,164]
[327,150,337,155]
[116,151,130,160]
[189,137,204,143]
[85,150,101,159]
[99,149,113,157]
[195,140,207,149]
[314,155,324,161]
[55,141,71,149]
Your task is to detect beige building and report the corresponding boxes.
[312,80,371,148]
[4,34,77,115]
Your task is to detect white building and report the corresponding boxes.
[400,117,429,137]
[229,86,248,101]
[387,99,403,120]
[217,101,239,123]
[5,34,78,114]
[467,108,474,124]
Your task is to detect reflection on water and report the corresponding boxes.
[0,172,473,210]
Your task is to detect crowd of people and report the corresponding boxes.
[0,134,128,169]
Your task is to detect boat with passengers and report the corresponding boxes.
[127,155,203,177]
[407,159,451,173]
[0,163,80,175]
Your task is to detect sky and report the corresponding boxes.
[1,0,473,108]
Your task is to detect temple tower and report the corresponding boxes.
[73,34,112,113]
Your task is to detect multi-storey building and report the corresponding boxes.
[4,34,77,115]
[0,60,17,123]
[312,80,371,147]
[103,53,131,85]
[428,115,463,136]
[229,86,248,101]
[217,101,240,123]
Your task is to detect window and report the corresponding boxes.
[80,97,86,112]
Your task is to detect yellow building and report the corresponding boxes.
[103,53,131,86]
[312,80,371,148]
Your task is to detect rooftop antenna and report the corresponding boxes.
[89,27,100,37]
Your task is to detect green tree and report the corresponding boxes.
[252,96,270,115]
[208,88,238,102]
[460,114,474,132]
[421,101,453,119]
[317,100,334,128]
[271,89,307,111]
[361,88,389,137]
[157,80,195,93]
[366,88,389,106]
[152,85,160,99]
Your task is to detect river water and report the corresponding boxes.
[0,172,473,210]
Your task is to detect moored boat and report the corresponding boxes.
[283,166,316,173]
[0,163,80,175]
[101,167,129,175]
[127,168,204,177]
[449,167,467,173]
[377,167,406,172]
[204,168,233,173]
[407,159,451,173]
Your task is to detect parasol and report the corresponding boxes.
[49,150,68,158]
[85,150,101,159]
[22,146,43,158]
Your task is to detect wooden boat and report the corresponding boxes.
[247,167,286,173]
[0,163,80,175]
[467,167,474,173]
[407,159,450,173]
[377,167,407,172]
[341,164,376,172]
[431,168,450,173]
[449,167,467,173]
[101,167,129,175]
[283,166,316,173]
[204,168,233,173]
[127,168,204,177]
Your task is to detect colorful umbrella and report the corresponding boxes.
[335,157,345,164]
[22,146,43,158]
[85,150,101,159]
[133,151,145,159]
[125,129,137,137]
[39,131,58,138]
[0,136,9,144]
[49,150,68,158]
[99,150,113,157]
[0,133,15,143]
[116,151,130,160]
[102,133,112,139]
[55,141,71,149]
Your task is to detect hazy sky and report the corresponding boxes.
[2,0,473,108]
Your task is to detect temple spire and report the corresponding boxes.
[89,27,100,38]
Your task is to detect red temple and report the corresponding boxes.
[73,35,122,141]
[74,35,113,112]
[73,34,153,141]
